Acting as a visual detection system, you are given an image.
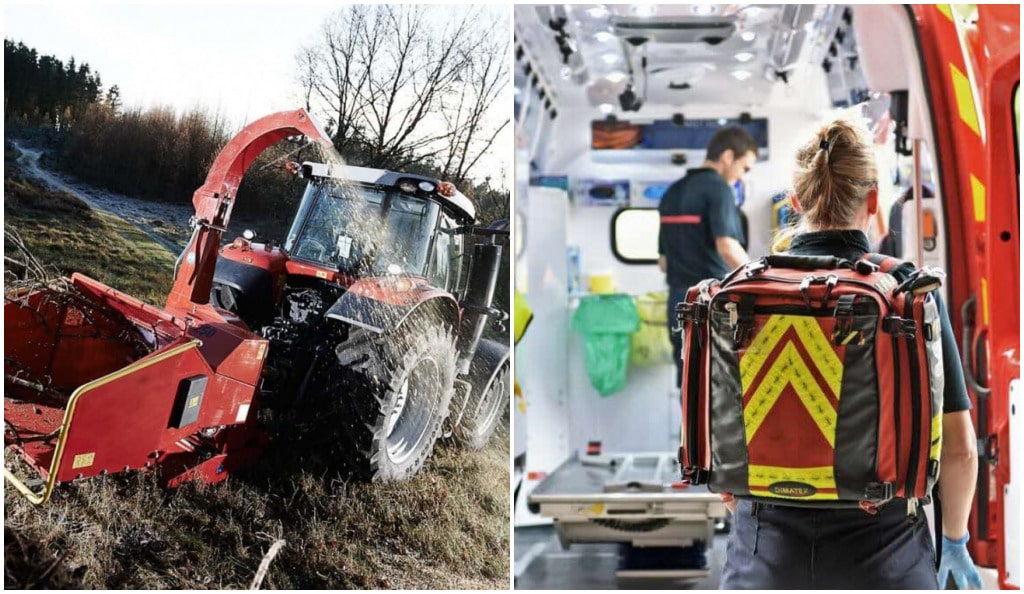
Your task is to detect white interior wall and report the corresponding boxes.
[533,73,833,455]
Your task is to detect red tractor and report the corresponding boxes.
[4,108,509,503]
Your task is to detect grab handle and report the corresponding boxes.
[763,255,851,271]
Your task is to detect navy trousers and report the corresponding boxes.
[721,499,939,589]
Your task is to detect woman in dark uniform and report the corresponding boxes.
[720,120,983,589]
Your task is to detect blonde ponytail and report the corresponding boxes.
[791,119,878,231]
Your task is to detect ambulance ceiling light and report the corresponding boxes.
[601,53,621,65]
[631,5,657,18]
[692,5,717,16]
[735,52,755,63]
[741,31,756,42]
[605,71,628,83]
[586,6,610,19]
[599,103,615,114]
[731,69,752,81]
[594,31,615,43]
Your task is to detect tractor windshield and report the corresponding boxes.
[285,183,440,277]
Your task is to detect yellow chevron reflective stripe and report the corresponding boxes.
[930,414,943,461]
[740,315,842,396]
[790,317,843,397]
[744,343,839,447]
[970,174,986,223]
[749,465,837,489]
[743,345,791,441]
[950,63,982,137]
[936,4,954,21]
[740,314,791,390]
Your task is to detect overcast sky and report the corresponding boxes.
[4,3,511,186]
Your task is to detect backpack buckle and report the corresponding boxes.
[731,295,756,349]
[883,316,916,338]
[832,295,858,345]
[683,466,710,485]
[800,274,839,308]
[744,259,768,278]
[863,481,894,502]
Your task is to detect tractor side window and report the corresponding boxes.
[611,208,660,264]
[376,194,440,276]
[284,182,321,253]
[430,216,455,289]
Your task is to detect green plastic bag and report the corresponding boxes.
[631,292,674,367]
[571,294,640,396]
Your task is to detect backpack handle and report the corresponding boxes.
[763,255,852,271]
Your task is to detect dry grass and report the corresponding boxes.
[4,170,176,305]
[3,161,510,589]
[4,430,509,589]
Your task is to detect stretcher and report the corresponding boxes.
[527,451,728,580]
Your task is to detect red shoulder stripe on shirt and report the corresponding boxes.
[661,215,702,224]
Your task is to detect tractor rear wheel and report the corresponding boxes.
[453,363,508,450]
[334,323,457,481]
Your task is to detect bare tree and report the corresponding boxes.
[438,22,510,187]
[297,5,508,181]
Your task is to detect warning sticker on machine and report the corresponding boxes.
[72,452,95,469]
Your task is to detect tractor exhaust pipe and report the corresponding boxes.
[456,222,508,375]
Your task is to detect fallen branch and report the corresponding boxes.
[249,539,286,590]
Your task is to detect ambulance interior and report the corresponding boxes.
[512,4,1015,588]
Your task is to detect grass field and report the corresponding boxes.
[3,144,510,589]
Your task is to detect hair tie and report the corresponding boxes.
[818,137,834,163]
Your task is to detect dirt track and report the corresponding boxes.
[11,140,192,253]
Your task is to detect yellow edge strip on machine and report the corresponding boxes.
[4,339,203,505]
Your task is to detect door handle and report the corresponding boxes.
[960,295,991,397]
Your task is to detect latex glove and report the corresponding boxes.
[720,492,737,514]
[937,533,983,589]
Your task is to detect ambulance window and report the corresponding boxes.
[1014,83,1019,219]
[1014,83,1020,178]
[611,208,660,264]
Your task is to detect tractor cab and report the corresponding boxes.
[281,163,475,289]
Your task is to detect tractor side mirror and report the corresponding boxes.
[243,229,257,241]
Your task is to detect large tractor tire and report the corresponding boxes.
[453,362,508,450]
[333,323,457,481]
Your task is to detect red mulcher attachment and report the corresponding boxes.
[4,109,333,503]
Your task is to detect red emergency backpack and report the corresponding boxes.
[677,253,945,509]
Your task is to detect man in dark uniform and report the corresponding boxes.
[659,126,759,387]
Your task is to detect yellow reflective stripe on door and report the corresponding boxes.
[950,63,982,137]
[970,174,986,223]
